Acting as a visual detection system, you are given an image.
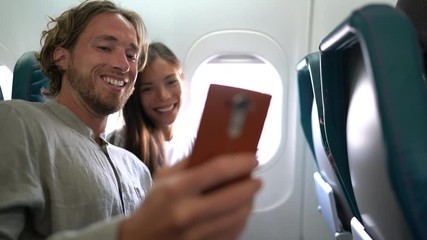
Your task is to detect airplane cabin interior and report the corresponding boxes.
[1,0,426,239]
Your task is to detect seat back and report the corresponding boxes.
[297,52,354,237]
[12,51,49,102]
[319,3,427,239]
[319,30,362,227]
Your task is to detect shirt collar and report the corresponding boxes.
[45,100,101,143]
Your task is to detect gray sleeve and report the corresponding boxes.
[0,104,43,239]
[48,217,123,240]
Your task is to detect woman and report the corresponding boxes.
[108,42,193,175]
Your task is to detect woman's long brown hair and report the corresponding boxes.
[121,42,182,176]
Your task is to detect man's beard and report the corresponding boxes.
[67,67,133,116]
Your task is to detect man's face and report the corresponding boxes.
[62,12,140,116]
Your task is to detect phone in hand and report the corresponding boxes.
[188,84,272,167]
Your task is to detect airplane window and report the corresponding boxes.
[189,54,282,165]
[0,65,12,100]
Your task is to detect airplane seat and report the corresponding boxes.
[297,52,353,240]
[318,29,363,227]
[12,51,49,102]
[318,3,427,240]
[395,0,427,57]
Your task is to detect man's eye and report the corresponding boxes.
[98,46,111,52]
[127,54,137,62]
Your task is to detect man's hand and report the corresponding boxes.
[120,153,262,240]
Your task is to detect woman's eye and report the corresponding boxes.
[140,87,152,93]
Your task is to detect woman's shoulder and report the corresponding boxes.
[106,127,126,147]
[165,134,195,165]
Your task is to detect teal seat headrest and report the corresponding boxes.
[12,51,49,102]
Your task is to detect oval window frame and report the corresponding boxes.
[183,29,289,170]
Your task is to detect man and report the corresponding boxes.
[0,1,261,239]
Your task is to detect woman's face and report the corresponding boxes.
[139,58,183,127]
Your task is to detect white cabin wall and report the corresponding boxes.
[135,0,311,76]
[0,0,399,74]
[0,1,75,69]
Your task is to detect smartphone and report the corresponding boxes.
[188,84,272,167]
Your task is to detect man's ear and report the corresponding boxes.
[53,47,70,71]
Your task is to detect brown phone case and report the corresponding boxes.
[188,84,271,167]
